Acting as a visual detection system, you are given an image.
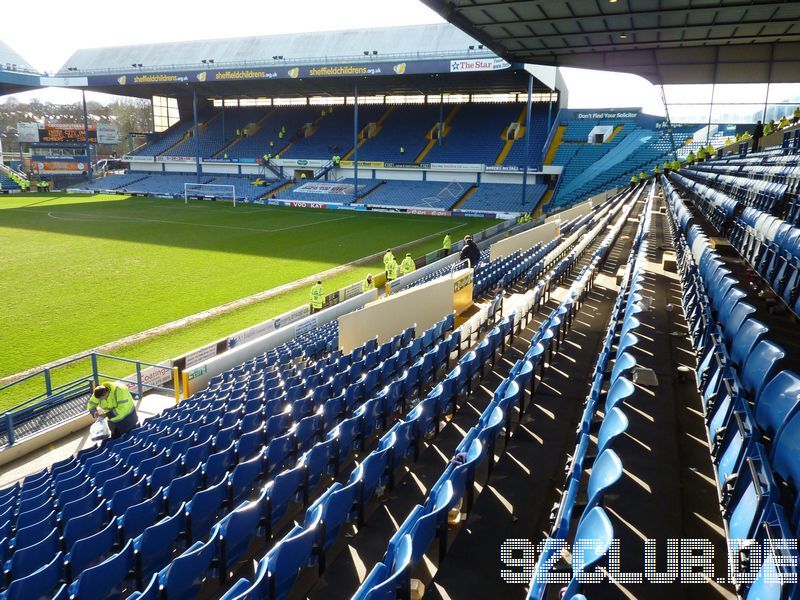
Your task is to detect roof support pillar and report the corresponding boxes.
[353,83,359,202]
[521,72,533,207]
[82,90,93,185]
[192,86,201,184]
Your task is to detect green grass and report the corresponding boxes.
[0,193,498,408]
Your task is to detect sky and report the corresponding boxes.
[1,0,665,114]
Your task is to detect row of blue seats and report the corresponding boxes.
[0,323,338,511]
[671,168,800,318]
[217,303,514,600]
[355,183,640,600]
[730,205,800,316]
[663,177,800,598]
[0,315,457,599]
[0,323,343,595]
[216,190,636,599]
[528,182,654,599]
[683,167,788,214]
[668,172,738,232]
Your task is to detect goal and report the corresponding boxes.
[184,183,238,206]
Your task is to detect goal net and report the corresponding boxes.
[184,183,238,206]
[419,181,464,210]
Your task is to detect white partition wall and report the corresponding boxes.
[338,276,454,354]
[490,221,559,262]
[545,199,593,224]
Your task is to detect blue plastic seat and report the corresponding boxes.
[596,407,629,456]
[14,502,55,535]
[741,340,785,398]
[729,425,770,526]
[5,526,60,581]
[219,499,263,578]
[9,510,57,550]
[149,457,182,494]
[157,525,219,599]
[561,506,614,598]
[133,503,186,586]
[743,504,798,600]
[187,476,228,543]
[120,492,163,540]
[182,440,212,474]
[361,533,412,600]
[67,539,134,600]
[110,478,147,517]
[730,318,768,367]
[0,550,64,600]
[165,465,202,514]
[65,518,118,580]
[301,438,335,493]
[263,506,321,598]
[228,454,265,507]
[262,465,305,537]
[583,449,623,514]
[605,376,635,413]
[236,427,265,462]
[204,441,236,486]
[754,370,800,441]
[317,479,359,552]
[63,500,108,551]
[610,352,636,384]
[723,301,756,342]
[59,488,100,524]
[127,574,159,600]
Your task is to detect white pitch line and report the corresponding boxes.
[42,209,356,234]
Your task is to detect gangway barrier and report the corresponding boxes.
[0,353,179,450]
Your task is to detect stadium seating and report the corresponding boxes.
[274,178,382,204]
[1,181,630,599]
[164,108,263,159]
[424,103,521,165]
[282,106,385,160]
[358,179,470,210]
[0,176,21,191]
[458,183,547,213]
[657,174,800,598]
[211,183,637,600]
[527,183,654,597]
[357,104,442,163]
[132,119,199,157]
[79,173,150,192]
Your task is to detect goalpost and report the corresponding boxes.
[184,183,238,206]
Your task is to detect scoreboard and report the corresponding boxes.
[38,127,97,144]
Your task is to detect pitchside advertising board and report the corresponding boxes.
[80,56,512,87]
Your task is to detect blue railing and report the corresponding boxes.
[0,353,179,447]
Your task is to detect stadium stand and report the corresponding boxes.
[132,119,200,157]
[358,179,470,210]
[163,109,263,159]
[273,178,382,204]
[458,182,547,213]
[424,102,521,165]
[282,106,385,161]
[357,104,443,163]
[220,106,320,161]
[0,176,20,191]
[5,8,800,599]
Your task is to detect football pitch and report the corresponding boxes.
[0,193,499,385]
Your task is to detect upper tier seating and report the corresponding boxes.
[424,103,521,166]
